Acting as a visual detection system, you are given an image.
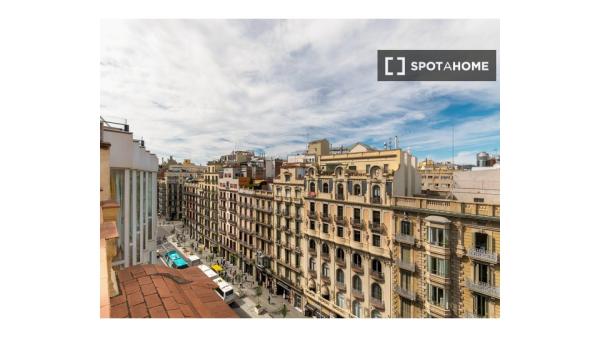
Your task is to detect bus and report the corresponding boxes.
[164,250,189,269]
[198,264,235,303]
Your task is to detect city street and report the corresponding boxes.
[162,229,306,318]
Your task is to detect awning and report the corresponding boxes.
[305,304,318,312]
[277,280,291,291]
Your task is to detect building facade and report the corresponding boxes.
[101,118,158,269]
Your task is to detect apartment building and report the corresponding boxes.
[163,159,204,221]
[178,139,500,319]
[302,142,420,318]
[100,118,158,269]
[272,164,307,309]
[390,197,500,318]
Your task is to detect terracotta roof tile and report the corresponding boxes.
[141,283,157,296]
[167,309,184,318]
[149,306,168,318]
[130,303,149,318]
[110,264,238,318]
[144,294,162,309]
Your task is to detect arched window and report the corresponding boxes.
[309,257,316,271]
[336,248,345,261]
[309,239,316,250]
[322,243,330,255]
[337,183,344,196]
[323,182,329,193]
[336,269,345,284]
[322,263,330,277]
[309,182,316,193]
[352,301,362,317]
[371,310,381,318]
[353,184,361,195]
[371,283,382,300]
[372,185,381,197]
[371,259,382,273]
[352,253,362,267]
[352,275,362,291]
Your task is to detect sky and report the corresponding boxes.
[101,19,499,165]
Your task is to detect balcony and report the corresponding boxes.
[352,289,364,300]
[370,297,385,310]
[466,247,498,264]
[369,221,386,234]
[466,279,500,298]
[306,191,316,199]
[395,233,415,245]
[308,270,317,278]
[426,301,451,317]
[322,254,330,262]
[352,263,364,274]
[335,282,346,292]
[308,211,317,220]
[334,215,345,225]
[335,258,345,268]
[370,270,385,282]
[321,275,331,285]
[295,246,302,255]
[350,218,364,229]
[394,286,416,301]
[396,259,415,272]
[371,196,381,204]
[335,193,344,201]
[308,248,317,256]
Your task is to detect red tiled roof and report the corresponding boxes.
[109,264,238,318]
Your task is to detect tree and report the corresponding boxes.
[280,304,289,318]
[255,285,263,298]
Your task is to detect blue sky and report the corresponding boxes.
[101,19,499,165]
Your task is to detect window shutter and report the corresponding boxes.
[348,180,353,193]
[386,181,392,195]
[472,231,475,250]
[318,179,323,192]
[488,233,493,253]
[329,179,333,191]
[361,181,367,195]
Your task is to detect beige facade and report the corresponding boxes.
[180,140,500,318]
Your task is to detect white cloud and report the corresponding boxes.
[101,19,499,164]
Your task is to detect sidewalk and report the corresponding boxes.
[173,234,306,318]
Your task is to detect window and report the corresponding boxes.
[309,182,315,193]
[322,263,330,277]
[309,239,316,250]
[285,175,290,182]
[336,226,344,237]
[427,255,448,277]
[401,220,411,235]
[337,205,343,217]
[352,253,362,267]
[372,210,380,224]
[428,284,448,308]
[323,182,329,193]
[474,262,490,284]
[337,184,344,196]
[310,202,315,212]
[322,243,330,255]
[336,292,345,308]
[474,294,488,317]
[474,232,489,251]
[371,310,381,318]
[400,271,411,291]
[372,259,382,273]
[309,258,316,271]
[383,164,388,173]
[371,283,382,300]
[400,299,411,318]
[322,222,329,233]
[353,208,361,220]
[474,197,484,203]
[352,301,361,317]
[428,227,448,247]
[310,220,315,230]
[372,234,380,247]
[353,230,361,242]
[336,269,344,284]
[336,248,344,261]
[372,185,381,197]
[323,204,329,216]
[353,184,361,195]
[352,275,362,291]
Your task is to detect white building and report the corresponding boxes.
[101,118,159,268]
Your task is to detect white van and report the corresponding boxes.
[213,277,235,304]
